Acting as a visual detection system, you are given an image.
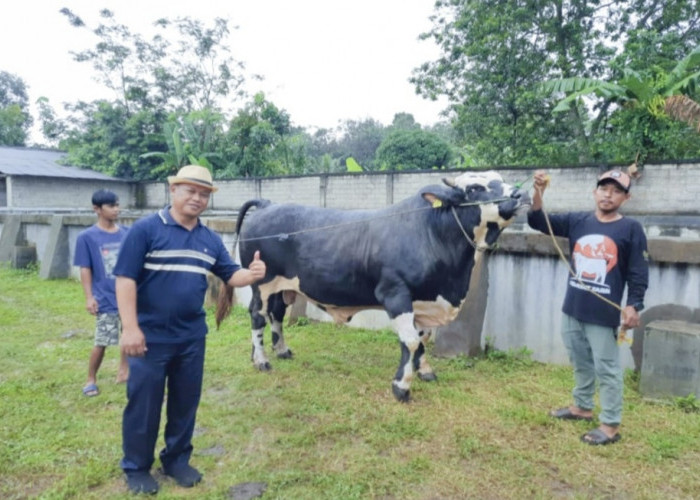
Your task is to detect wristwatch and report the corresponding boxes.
[629,302,645,312]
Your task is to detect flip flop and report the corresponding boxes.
[82,383,99,397]
[581,428,621,445]
[550,407,593,422]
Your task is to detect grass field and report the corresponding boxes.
[1,265,699,499]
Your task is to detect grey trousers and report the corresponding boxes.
[560,313,623,426]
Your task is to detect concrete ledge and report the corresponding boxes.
[497,231,700,264]
[497,232,569,258]
[647,238,700,264]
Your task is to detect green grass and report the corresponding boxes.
[1,265,700,499]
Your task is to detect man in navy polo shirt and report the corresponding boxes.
[114,165,266,495]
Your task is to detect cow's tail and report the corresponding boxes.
[215,199,272,328]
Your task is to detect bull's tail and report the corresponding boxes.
[215,199,272,328]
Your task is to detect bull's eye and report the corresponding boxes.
[466,185,486,195]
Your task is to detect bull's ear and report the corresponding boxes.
[421,185,465,208]
[442,177,457,188]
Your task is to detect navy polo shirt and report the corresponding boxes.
[114,207,240,343]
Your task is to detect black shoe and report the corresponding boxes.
[125,470,159,495]
[162,463,202,488]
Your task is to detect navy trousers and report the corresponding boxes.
[120,338,206,474]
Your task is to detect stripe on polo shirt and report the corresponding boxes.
[143,263,209,275]
[146,249,216,265]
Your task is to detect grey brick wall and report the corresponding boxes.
[325,174,389,209]
[261,177,320,205]
[211,179,258,210]
[522,163,700,215]
[141,182,168,209]
[9,177,132,209]
[3,162,699,215]
[392,171,447,203]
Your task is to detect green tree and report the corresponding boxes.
[222,93,303,177]
[335,118,386,171]
[140,110,225,177]
[59,100,164,179]
[543,45,700,162]
[412,0,700,166]
[56,9,248,178]
[389,112,420,131]
[0,71,32,146]
[376,128,453,170]
[36,97,65,145]
[303,128,344,173]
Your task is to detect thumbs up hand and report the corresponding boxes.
[248,250,266,281]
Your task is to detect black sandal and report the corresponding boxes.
[549,407,593,422]
[581,428,621,445]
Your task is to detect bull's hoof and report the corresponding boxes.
[392,384,411,403]
[277,349,293,360]
[418,372,437,382]
[255,362,272,372]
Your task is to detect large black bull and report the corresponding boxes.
[216,171,530,401]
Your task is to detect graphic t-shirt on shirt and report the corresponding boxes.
[74,224,128,313]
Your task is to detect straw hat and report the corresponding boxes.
[167,165,218,192]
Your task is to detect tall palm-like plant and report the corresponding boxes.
[141,112,222,177]
[542,46,700,155]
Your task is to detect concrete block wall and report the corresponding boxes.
[392,171,449,203]
[7,161,698,215]
[7,177,132,209]
[260,176,320,206]
[525,163,700,215]
[133,162,700,215]
[141,182,168,209]
[325,174,390,209]
[211,179,258,211]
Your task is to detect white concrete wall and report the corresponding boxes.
[392,171,446,202]
[8,177,132,209]
[141,182,168,209]
[6,162,700,215]
[261,176,320,205]
[325,174,388,209]
[211,179,258,211]
[133,162,700,215]
[483,254,700,369]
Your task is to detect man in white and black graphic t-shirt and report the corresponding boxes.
[528,169,648,446]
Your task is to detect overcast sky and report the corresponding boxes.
[2,0,449,140]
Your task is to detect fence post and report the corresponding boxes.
[40,215,70,279]
[0,215,22,262]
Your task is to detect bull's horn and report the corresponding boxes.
[442,177,457,188]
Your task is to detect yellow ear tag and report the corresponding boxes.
[432,199,443,208]
[543,175,551,188]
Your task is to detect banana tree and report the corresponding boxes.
[541,46,700,158]
[141,113,222,177]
